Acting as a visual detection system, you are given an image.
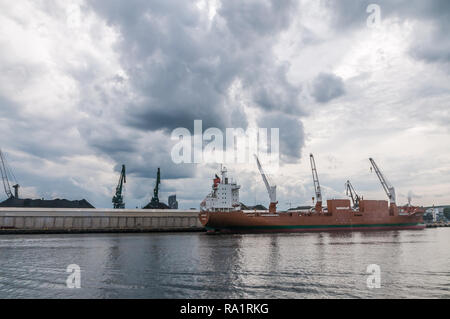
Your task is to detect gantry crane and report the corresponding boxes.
[0,149,19,199]
[345,180,361,209]
[309,154,322,212]
[254,155,277,213]
[112,164,126,209]
[369,158,396,204]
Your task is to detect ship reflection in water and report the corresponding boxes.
[0,230,449,299]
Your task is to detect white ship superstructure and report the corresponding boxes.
[200,166,240,212]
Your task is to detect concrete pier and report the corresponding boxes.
[425,223,450,228]
[0,208,204,234]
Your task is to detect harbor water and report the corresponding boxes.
[0,228,449,298]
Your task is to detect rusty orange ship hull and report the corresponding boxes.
[199,199,425,233]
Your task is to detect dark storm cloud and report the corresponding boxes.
[258,112,304,161]
[0,96,84,161]
[77,121,196,179]
[77,121,140,156]
[312,73,345,104]
[117,151,196,180]
[219,0,295,42]
[410,29,450,64]
[88,0,237,131]
[87,0,303,134]
[323,0,450,64]
[246,62,302,114]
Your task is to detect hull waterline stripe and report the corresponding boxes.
[205,223,424,231]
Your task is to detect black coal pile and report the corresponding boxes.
[0,197,95,208]
[142,201,169,209]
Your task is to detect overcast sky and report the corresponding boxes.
[0,0,449,209]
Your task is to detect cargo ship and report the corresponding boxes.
[199,156,425,233]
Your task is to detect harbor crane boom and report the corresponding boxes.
[112,164,126,209]
[345,180,361,209]
[0,149,19,199]
[254,155,277,213]
[151,168,161,205]
[310,154,323,212]
[369,158,396,204]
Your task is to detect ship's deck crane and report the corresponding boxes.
[369,158,396,204]
[310,154,322,212]
[345,180,361,209]
[254,155,277,213]
[0,149,19,199]
[112,164,126,209]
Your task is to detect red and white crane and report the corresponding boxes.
[254,155,277,213]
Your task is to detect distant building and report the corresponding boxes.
[168,195,178,209]
[424,207,448,223]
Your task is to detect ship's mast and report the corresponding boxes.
[254,155,277,213]
[369,158,396,204]
[220,165,227,184]
[345,180,361,209]
[310,154,322,212]
[112,164,126,209]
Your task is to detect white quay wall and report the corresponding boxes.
[0,208,204,233]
